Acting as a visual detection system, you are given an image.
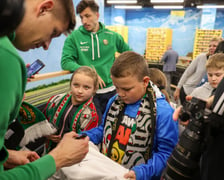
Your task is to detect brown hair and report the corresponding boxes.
[111,51,149,81]
[148,68,170,103]
[76,0,99,14]
[215,40,224,53]
[206,53,224,70]
[70,66,99,93]
[210,37,223,43]
[52,0,76,34]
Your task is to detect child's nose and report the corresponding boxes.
[78,87,83,93]
[118,90,125,97]
[212,76,216,81]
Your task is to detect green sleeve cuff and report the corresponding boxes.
[32,154,56,179]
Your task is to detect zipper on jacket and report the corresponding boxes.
[59,104,74,136]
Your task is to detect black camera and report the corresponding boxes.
[161,97,209,180]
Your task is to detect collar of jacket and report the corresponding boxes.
[79,22,105,35]
[7,32,16,42]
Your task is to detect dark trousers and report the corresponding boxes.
[93,90,116,123]
[201,132,224,180]
[180,86,187,106]
[164,71,174,96]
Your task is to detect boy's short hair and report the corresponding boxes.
[76,0,99,14]
[70,66,99,91]
[111,51,148,81]
[52,0,76,34]
[206,53,224,70]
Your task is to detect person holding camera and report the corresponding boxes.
[0,0,89,179]
[200,77,224,180]
[165,76,224,180]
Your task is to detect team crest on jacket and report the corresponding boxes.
[103,39,108,45]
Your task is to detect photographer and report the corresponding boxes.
[200,77,224,180]
[0,0,89,179]
[166,78,224,180]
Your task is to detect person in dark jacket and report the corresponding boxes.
[160,45,179,96]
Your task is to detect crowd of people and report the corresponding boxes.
[0,0,224,180]
[173,37,222,105]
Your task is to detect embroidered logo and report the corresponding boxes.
[103,39,108,45]
[80,41,88,45]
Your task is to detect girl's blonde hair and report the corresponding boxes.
[70,66,99,93]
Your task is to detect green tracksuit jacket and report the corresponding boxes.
[61,22,131,89]
[0,36,56,180]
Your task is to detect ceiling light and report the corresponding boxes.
[114,5,142,9]
[153,5,184,9]
[151,0,184,3]
[107,0,137,4]
[197,5,224,9]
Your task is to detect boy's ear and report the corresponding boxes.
[37,0,54,16]
[143,76,150,87]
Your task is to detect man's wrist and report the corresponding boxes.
[49,149,63,170]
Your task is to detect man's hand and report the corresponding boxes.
[26,63,37,82]
[185,95,192,102]
[124,170,136,180]
[4,149,40,169]
[173,106,189,126]
[173,88,180,102]
[173,95,214,127]
[98,75,106,89]
[46,134,62,143]
[49,131,89,170]
[206,95,214,109]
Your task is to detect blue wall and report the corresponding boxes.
[104,7,224,56]
[19,7,224,90]
[104,7,202,56]
[215,10,224,33]
[127,8,201,56]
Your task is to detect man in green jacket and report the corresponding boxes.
[61,0,132,115]
[0,0,89,179]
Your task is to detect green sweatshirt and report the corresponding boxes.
[0,36,56,179]
[61,22,131,89]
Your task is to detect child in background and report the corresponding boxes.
[174,37,222,105]
[44,66,100,152]
[83,51,178,180]
[148,68,170,103]
[179,53,224,134]
[190,53,224,101]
